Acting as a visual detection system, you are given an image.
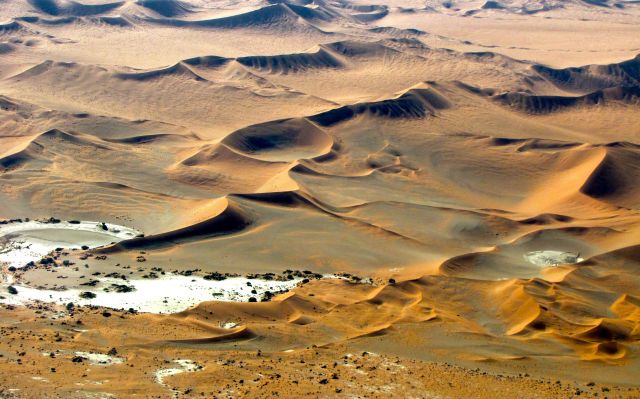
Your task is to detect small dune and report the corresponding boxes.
[135,0,193,17]
[104,198,252,250]
[533,54,640,93]
[222,117,333,161]
[143,3,330,33]
[27,0,124,17]
[494,86,640,114]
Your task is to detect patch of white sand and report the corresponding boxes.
[523,250,583,266]
[155,359,200,386]
[0,219,347,314]
[1,274,303,314]
[0,220,140,269]
[75,352,125,366]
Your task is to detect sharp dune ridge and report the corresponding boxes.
[2,0,640,396]
[533,53,640,92]
[0,19,30,33]
[13,13,135,27]
[11,0,387,32]
[140,3,333,33]
[27,0,125,17]
[135,0,195,18]
[494,86,640,113]
[128,39,414,78]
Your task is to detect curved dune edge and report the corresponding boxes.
[99,197,252,251]
[165,325,257,344]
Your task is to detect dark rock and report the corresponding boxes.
[39,257,55,265]
[203,272,226,281]
[110,284,135,293]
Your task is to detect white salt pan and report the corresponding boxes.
[0,220,140,270]
[1,274,303,314]
[523,250,583,266]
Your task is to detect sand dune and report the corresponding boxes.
[235,46,345,73]
[0,19,28,33]
[3,59,335,137]
[312,82,452,123]
[169,142,293,192]
[494,86,640,113]
[143,3,331,33]
[135,0,194,18]
[104,197,252,250]
[579,143,640,208]
[27,0,124,17]
[222,117,332,161]
[533,54,640,93]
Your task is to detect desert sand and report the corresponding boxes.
[1,0,640,397]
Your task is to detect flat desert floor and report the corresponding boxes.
[1,0,640,397]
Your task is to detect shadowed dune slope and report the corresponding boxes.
[142,3,330,33]
[135,0,194,17]
[533,54,640,93]
[27,0,124,16]
[103,198,252,250]
[494,86,640,114]
[311,83,452,126]
[236,47,345,73]
[221,118,332,161]
[579,143,640,209]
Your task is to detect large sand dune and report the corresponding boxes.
[1,0,640,397]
